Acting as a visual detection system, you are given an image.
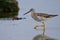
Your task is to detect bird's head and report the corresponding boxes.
[24,8,34,15]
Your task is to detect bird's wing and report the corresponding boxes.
[36,13,58,18]
[36,13,49,17]
[45,14,58,18]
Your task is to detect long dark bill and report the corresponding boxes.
[24,10,31,15]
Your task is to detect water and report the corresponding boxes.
[0,0,60,40]
[0,19,60,40]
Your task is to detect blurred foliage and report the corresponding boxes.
[0,12,18,18]
[0,0,19,18]
[0,0,19,12]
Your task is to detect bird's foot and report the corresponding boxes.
[34,25,38,30]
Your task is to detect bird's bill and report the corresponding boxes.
[24,10,31,15]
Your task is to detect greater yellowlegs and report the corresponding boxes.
[24,8,58,31]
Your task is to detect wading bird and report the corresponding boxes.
[24,8,58,32]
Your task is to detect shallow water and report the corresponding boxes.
[0,19,60,40]
[0,0,60,40]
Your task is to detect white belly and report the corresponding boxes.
[31,13,41,22]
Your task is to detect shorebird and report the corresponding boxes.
[24,8,58,31]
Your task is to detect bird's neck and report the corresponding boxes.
[31,10,36,17]
[31,10,35,15]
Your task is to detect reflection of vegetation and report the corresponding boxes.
[0,12,18,18]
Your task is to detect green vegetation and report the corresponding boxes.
[0,12,18,18]
[0,0,19,18]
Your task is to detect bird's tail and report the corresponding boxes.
[44,15,58,18]
[49,15,58,17]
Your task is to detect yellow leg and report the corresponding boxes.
[41,21,46,32]
[34,25,38,30]
[41,21,46,40]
